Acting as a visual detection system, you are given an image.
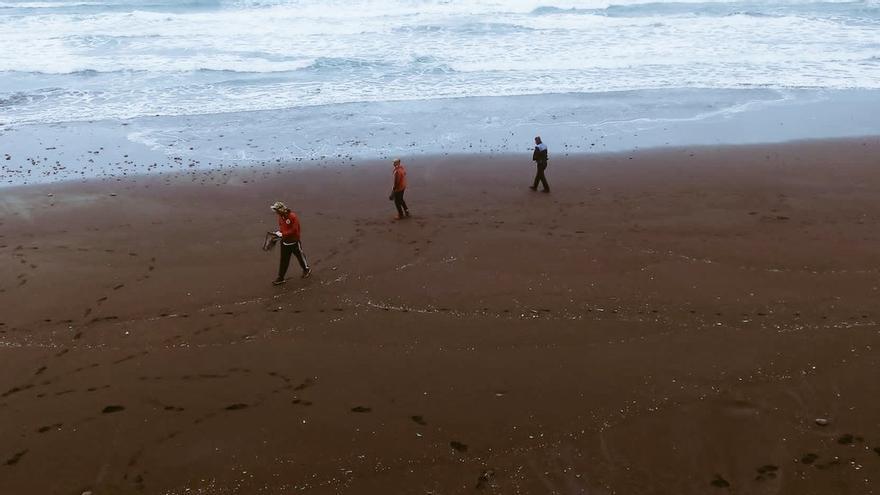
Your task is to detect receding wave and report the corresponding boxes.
[1,68,147,76]
[394,21,535,35]
[1,0,878,125]
[304,57,392,72]
[302,56,455,74]
[531,1,879,18]
[530,6,593,15]
[0,0,222,11]
[0,1,105,8]
[0,88,60,108]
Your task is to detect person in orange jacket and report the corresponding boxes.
[389,158,410,219]
[270,201,311,285]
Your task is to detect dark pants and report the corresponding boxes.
[393,190,409,216]
[278,241,309,279]
[533,161,549,191]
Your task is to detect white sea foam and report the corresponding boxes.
[0,0,878,124]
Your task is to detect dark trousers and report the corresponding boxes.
[278,241,309,279]
[393,190,409,216]
[533,162,549,191]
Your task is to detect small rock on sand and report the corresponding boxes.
[815,418,829,426]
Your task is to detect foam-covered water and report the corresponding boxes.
[1,0,878,125]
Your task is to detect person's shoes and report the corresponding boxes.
[529,186,538,191]
[272,277,286,286]
[542,189,550,193]
[405,210,410,218]
[301,268,312,279]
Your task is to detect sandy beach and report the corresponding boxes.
[2,138,880,494]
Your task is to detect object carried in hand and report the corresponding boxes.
[262,231,280,252]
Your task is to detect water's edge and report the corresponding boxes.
[2,88,879,187]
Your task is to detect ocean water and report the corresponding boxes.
[1,0,879,125]
[1,1,879,185]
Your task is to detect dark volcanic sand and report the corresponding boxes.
[1,139,880,494]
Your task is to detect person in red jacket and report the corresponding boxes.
[270,201,311,285]
[389,158,410,219]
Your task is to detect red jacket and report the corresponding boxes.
[277,211,301,242]
[393,164,407,192]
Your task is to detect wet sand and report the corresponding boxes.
[2,138,880,494]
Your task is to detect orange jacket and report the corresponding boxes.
[393,164,407,192]
[277,211,301,242]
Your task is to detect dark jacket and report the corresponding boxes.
[532,143,548,164]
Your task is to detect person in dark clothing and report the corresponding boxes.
[270,201,311,285]
[530,136,550,193]
[389,158,410,219]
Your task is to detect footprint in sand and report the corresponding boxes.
[36,423,62,434]
[475,469,495,490]
[450,441,468,452]
[4,450,27,466]
[224,403,248,411]
[292,378,316,391]
[816,457,846,470]
[754,464,778,481]
[410,415,427,426]
[837,433,856,445]
[350,406,371,413]
[709,474,730,488]
[267,371,291,382]
[2,384,33,398]
[112,354,139,365]
[102,405,125,414]
[194,326,213,336]
[193,412,217,424]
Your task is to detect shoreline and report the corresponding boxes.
[3,134,879,193]
[3,88,880,187]
[2,140,880,494]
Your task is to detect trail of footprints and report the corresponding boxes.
[709,432,880,489]
[77,249,158,336]
[1,360,487,492]
[5,224,879,489]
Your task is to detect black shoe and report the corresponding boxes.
[272,277,286,286]
[405,210,410,217]
[302,268,312,279]
[529,186,537,191]
[542,189,550,193]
